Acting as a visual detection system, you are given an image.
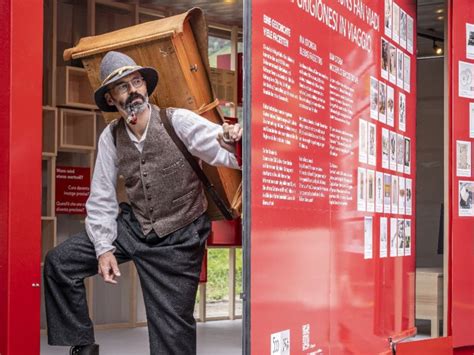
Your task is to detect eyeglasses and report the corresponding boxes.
[110,77,145,95]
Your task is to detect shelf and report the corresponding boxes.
[42,106,57,157]
[58,108,97,151]
[42,158,56,217]
[57,66,97,109]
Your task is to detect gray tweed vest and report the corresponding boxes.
[115,106,206,237]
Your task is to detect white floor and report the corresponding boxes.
[41,320,242,355]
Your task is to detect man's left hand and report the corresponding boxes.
[217,123,242,153]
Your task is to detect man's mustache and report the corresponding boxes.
[125,93,146,107]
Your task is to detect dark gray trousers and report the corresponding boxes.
[44,208,210,355]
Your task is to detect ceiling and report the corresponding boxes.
[417,0,445,57]
[138,0,446,56]
[139,0,244,28]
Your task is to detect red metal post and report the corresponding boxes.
[0,0,43,354]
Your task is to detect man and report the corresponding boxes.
[44,51,242,355]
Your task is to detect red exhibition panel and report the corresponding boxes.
[0,1,43,354]
[449,0,474,348]
[250,1,416,353]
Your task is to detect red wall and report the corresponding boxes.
[250,0,416,353]
[0,1,43,354]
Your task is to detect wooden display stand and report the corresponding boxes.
[58,108,97,151]
[416,267,444,338]
[57,66,97,109]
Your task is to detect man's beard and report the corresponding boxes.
[121,92,149,124]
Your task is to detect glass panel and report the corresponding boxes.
[208,36,232,69]
[206,248,229,318]
[235,248,243,317]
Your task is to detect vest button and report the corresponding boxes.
[143,172,148,177]
[145,183,150,189]
[149,207,154,212]
[141,159,146,164]
[147,195,152,200]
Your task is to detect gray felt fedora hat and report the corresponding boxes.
[94,51,159,112]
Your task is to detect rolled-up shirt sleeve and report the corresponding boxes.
[85,125,119,258]
[171,108,240,169]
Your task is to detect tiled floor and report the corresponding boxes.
[41,320,242,355]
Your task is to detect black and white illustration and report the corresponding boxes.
[407,15,414,54]
[384,0,393,38]
[397,218,405,256]
[467,23,474,60]
[387,85,395,126]
[459,181,474,217]
[368,122,377,166]
[389,130,397,171]
[397,48,404,89]
[393,3,400,44]
[378,81,387,124]
[403,53,410,93]
[406,178,412,215]
[459,61,474,99]
[381,38,389,80]
[376,171,384,213]
[370,76,379,120]
[389,44,397,84]
[404,219,411,256]
[382,128,389,169]
[399,9,407,49]
[367,169,375,212]
[456,140,471,177]
[397,133,405,173]
[384,174,392,213]
[391,175,399,214]
[404,137,411,174]
[398,92,406,132]
[398,176,405,215]
[358,167,367,211]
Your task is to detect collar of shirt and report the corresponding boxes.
[124,104,152,145]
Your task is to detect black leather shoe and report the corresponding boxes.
[69,344,99,355]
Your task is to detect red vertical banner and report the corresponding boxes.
[448,0,474,348]
[250,0,416,353]
[0,1,43,354]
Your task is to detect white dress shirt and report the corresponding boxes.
[85,108,239,257]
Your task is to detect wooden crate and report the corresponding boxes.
[58,108,97,151]
[64,8,241,220]
[57,66,97,109]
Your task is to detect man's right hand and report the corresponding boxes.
[98,251,121,284]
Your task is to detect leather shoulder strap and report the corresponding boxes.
[159,108,234,220]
